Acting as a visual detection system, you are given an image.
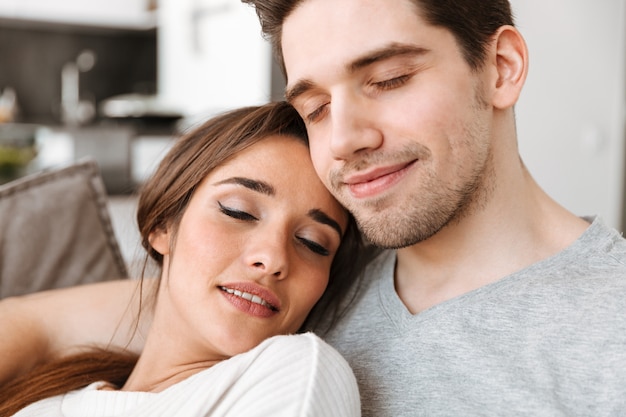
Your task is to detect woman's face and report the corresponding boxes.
[150,134,348,361]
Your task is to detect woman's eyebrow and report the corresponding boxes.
[309,209,343,238]
[214,177,275,196]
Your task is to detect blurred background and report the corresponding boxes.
[0,0,624,258]
[513,0,626,234]
[0,0,282,195]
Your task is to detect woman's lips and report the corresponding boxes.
[344,160,416,199]
[219,283,280,318]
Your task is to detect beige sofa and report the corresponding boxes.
[0,159,128,298]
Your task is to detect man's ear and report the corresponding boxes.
[490,25,528,109]
[149,227,171,256]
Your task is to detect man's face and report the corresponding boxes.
[282,0,497,248]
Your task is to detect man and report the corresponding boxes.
[1,0,625,415]
[241,0,626,415]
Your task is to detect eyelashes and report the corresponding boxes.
[372,74,411,90]
[218,201,257,221]
[297,237,330,256]
[304,73,413,123]
[305,103,329,123]
[217,201,331,257]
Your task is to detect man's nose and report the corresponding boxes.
[328,95,383,160]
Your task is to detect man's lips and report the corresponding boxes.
[343,160,417,198]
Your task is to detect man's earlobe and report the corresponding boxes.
[491,25,528,109]
[149,227,171,256]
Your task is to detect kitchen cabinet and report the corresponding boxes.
[158,0,273,117]
[0,0,156,30]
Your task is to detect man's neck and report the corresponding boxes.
[394,176,590,314]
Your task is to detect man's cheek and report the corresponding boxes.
[309,146,330,182]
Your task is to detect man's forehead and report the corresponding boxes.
[281,0,431,82]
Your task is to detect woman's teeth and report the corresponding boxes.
[220,287,276,310]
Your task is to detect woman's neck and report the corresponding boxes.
[122,352,220,392]
[120,306,225,393]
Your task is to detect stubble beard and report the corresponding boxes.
[331,89,494,249]
[359,151,494,249]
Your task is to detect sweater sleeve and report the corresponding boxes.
[296,333,361,417]
[202,332,361,417]
[10,334,361,417]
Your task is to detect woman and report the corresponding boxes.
[0,102,364,416]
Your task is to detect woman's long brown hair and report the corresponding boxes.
[0,349,138,416]
[0,102,368,416]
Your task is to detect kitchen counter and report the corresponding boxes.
[30,123,175,195]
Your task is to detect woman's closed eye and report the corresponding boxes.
[218,202,257,221]
[218,201,332,257]
[297,236,330,257]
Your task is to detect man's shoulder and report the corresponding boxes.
[553,216,626,280]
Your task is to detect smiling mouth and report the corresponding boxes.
[219,286,279,312]
[344,160,417,199]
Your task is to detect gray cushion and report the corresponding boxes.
[0,159,128,298]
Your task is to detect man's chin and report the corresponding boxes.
[355,208,450,249]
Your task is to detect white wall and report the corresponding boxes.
[0,0,154,29]
[511,0,626,230]
[158,0,272,119]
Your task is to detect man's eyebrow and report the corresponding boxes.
[285,43,429,104]
[285,79,315,104]
[309,208,343,238]
[348,43,429,72]
[214,177,275,196]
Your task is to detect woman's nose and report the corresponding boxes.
[328,95,383,160]
[245,233,290,279]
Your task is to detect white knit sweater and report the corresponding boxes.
[13,333,360,417]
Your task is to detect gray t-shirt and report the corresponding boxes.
[320,217,626,417]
